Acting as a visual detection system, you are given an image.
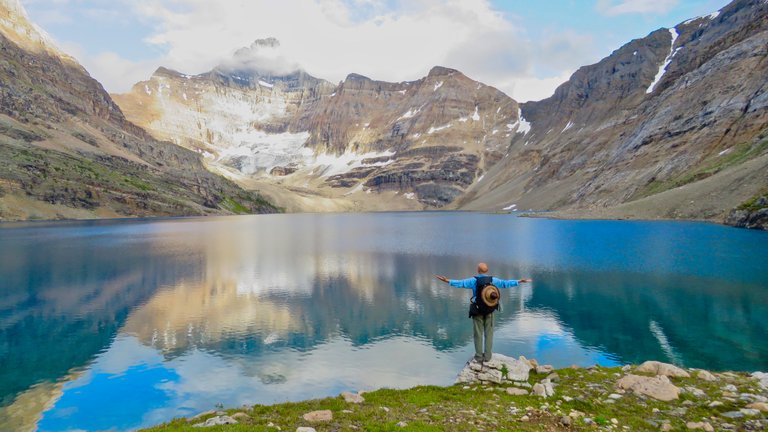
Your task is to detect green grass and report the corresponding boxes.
[141,365,767,432]
[737,187,768,212]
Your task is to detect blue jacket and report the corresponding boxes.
[449,275,519,310]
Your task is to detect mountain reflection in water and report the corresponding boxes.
[0,213,766,431]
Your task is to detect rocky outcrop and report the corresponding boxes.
[616,374,681,401]
[725,195,768,229]
[456,353,534,384]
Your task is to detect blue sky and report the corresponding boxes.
[21,0,731,101]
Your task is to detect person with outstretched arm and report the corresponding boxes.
[436,262,532,362]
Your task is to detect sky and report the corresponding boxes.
[20,0,731,102]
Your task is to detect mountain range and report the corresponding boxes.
[1,0,766,227]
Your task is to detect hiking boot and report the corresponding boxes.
[473,355,484,363]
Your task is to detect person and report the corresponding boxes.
[435,263,531,362]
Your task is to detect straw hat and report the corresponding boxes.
[480,284,500,308]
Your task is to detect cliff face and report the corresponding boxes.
[0,0,278,220]
[460,0,768,223]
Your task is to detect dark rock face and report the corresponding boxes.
[726,196,768,229]
[0,5,278,220]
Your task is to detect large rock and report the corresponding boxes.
[746,402,768,413]
[302,410,333,422]
[341,391,365,404]
[616,374,681,401]
[193,415,238,427]
[456,353,533,384]
[686,421,714,431]
[636,361,690,378]
[753,372,768,390]
[695,370,718,382]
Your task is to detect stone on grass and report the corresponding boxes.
[302,410,332,422]
[686,421,714,431]
[536,365,554,374]
[746,402,768,412]
[660,423,673,431]
[396,421,408,427]
[560,416,572,426]
[506,387,529,396]
[532,383,548,398]
[616,374,680,401]
[341,391,365,403]
[721,411,744,419]
[231,412,250,421]
[752,372,768,389]
[193,415,238,427]
[636,361,690,378]
[695,370,717,381]
[740,408,760,416]
[708,401,724,408]
[296,428,316,432]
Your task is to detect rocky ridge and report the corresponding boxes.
[0,0,278,220]
[460,0,768,227]
[114,44,523,209]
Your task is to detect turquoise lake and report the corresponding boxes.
[0,213,767,431]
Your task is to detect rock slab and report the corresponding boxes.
[636,361,690,378]
[193,415,238,427]
[303,410,333,422]
[341,391,365,403]
[616,374,680,401]
[456,353,532,384]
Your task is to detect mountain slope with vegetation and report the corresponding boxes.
[0,0,278,221]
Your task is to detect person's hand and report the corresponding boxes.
[435,275,449,283]
[518,278,532,283]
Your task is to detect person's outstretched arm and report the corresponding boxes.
[435,275,476,289]
[492,277,533,288]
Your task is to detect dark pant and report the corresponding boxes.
[472,313,494,361]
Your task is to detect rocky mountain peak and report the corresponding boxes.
[427,66,460,77]
[0,0,75,62]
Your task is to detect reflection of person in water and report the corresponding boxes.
[436,262,532,362]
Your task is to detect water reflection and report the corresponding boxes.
[0,214,766,431]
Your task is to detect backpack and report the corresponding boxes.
[468,276,500,317]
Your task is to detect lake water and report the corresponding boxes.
[0,213,766,431]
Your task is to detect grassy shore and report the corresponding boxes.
[142,364,767,431]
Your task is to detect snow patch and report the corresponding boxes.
[477,174,485,183]
[182,93,188,101]
[311,150,396,177]
[217,131,312,175]
[433,81,443,91]
[144,85,152,96]
[258,80,274,88]
[633,51,637,56]
[330,92,336,97]
[517,108,532,135]
[503,204,517,211]
[427,123,451,134]
[718,148,732,156]
[397,89,407,95]
[398,107,420,120]
[562,121,574,133]
[471,106,480,121]
[646,28,680,94]
[404,192,416,200]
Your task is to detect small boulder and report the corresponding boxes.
[636,361,690,378]
[686,421,714,431]
[296,428,317,432]
[193,415,238,427]
[746,402,768,412]
[396,421,408,427]
[536,365,554,374]
[231,412,251,421]
[660,423,673,431]
[695,370,717,382]
[616,374,680,401]
[532,383,548,398]
[740,408,760,416]
[302,410,333,422]
[752,371,768,389]
[341,391,365,404]
[506,387,529,396]
[560,416,572,426]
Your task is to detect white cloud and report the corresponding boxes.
[21,0,592,101]
[596,0,679,16]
